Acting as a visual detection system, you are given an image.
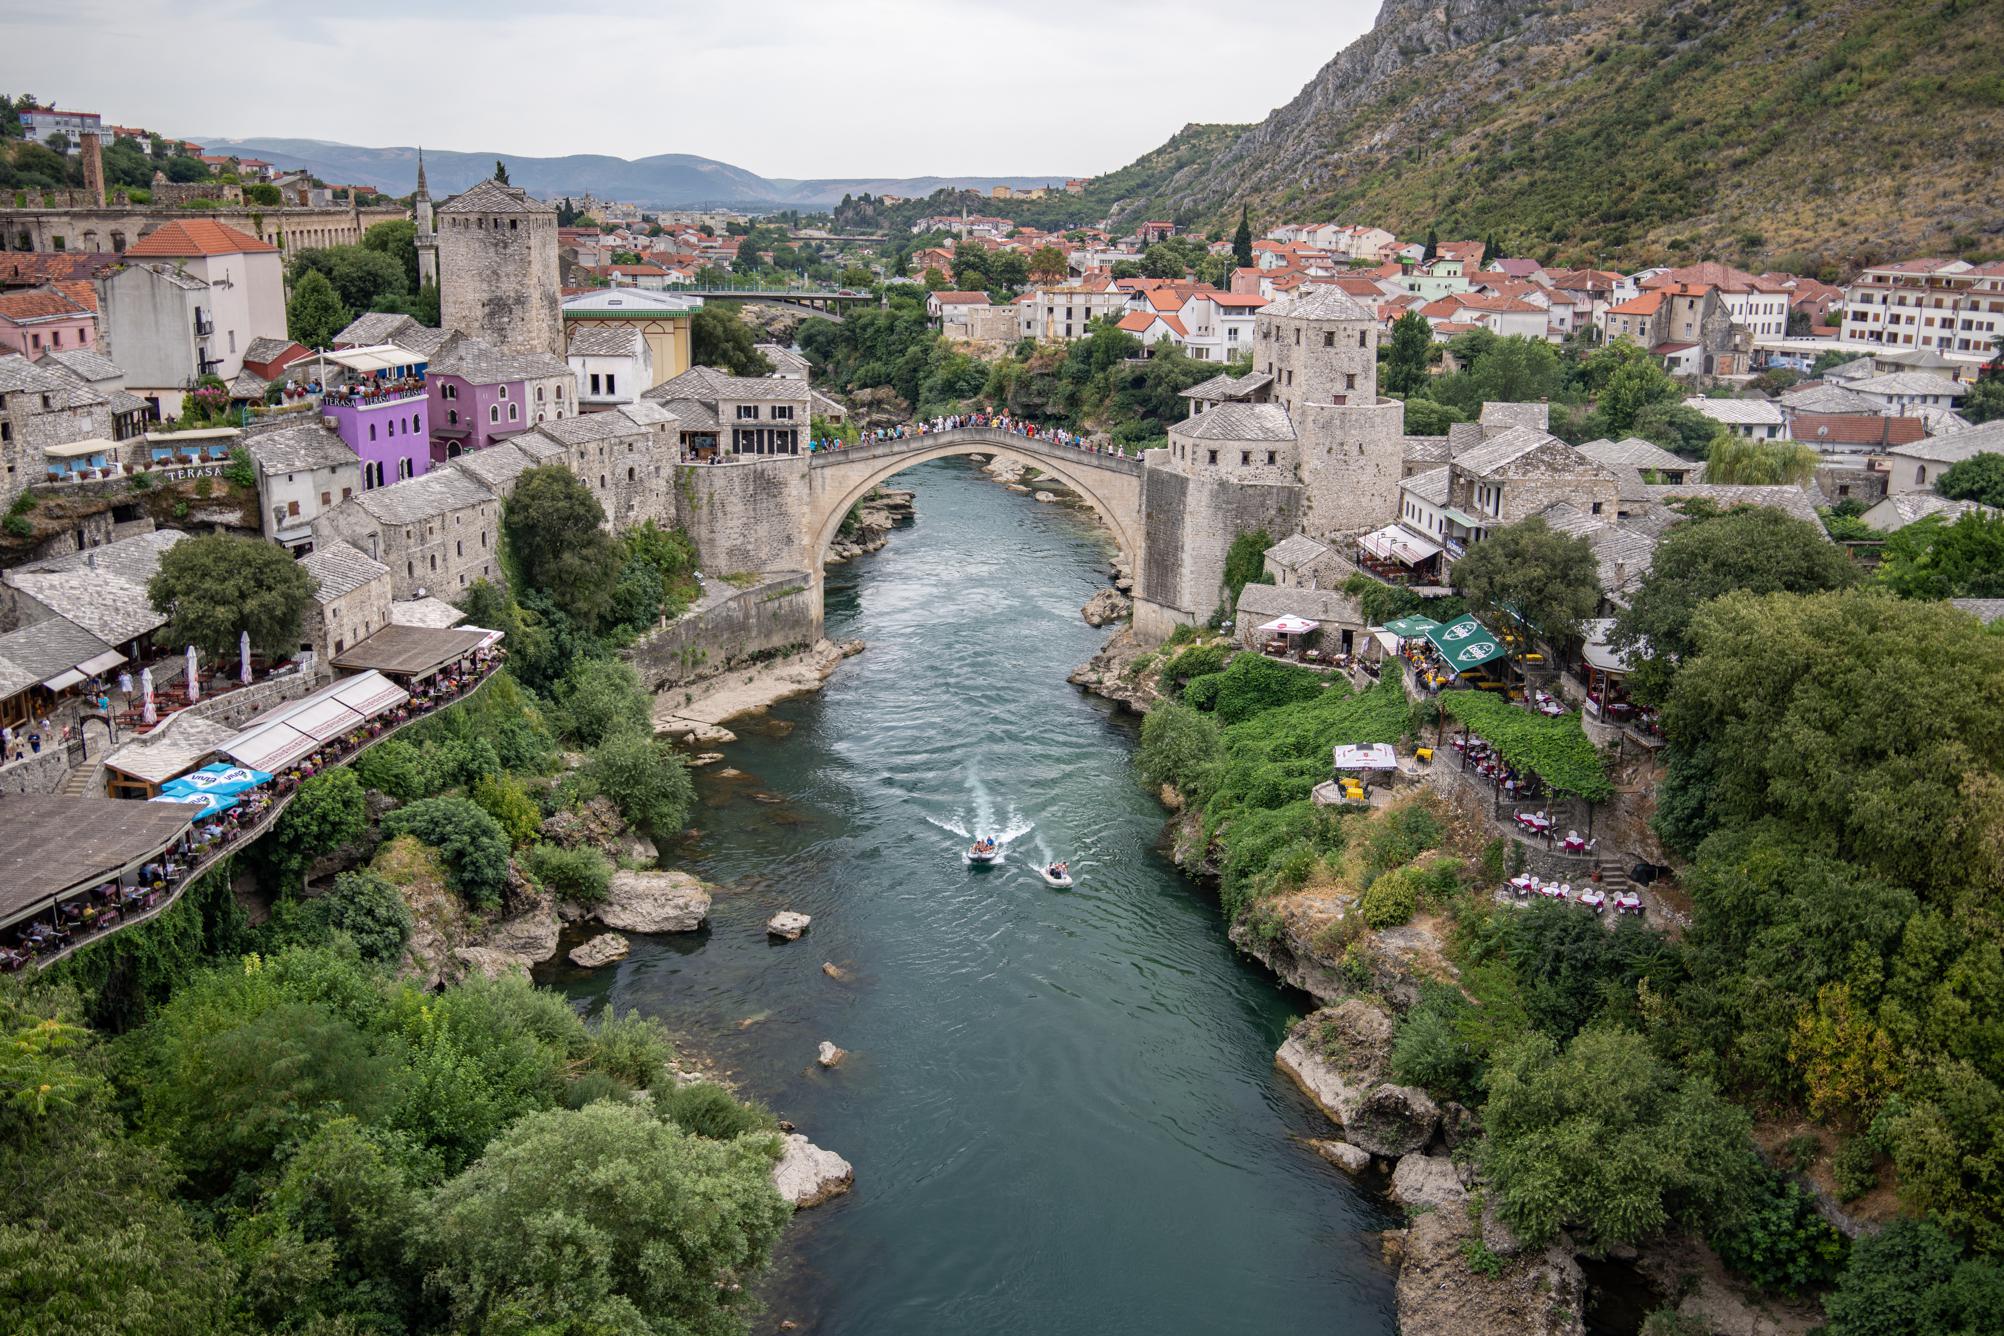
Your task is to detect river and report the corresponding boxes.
[554,457,1399,1335]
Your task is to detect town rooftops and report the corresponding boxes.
[1851,371,1968,398]
[1264,534,1333,570]
[301,539,391,603]
[1781,383,1879,415]
[449,441,544,492]
[1685,396,1785,426]
[1885,420,2004,465]
[240,336,300,366]
[1403,465,1451,506]
[1262,288,1375,322]
[1180,371,1273,401]
[1642,483,1826,531]
[1453,427,1603,479]
[1577,437,1698,476]
[643,365,807,403]
[32,347,123,384]
[333,312,423,348]
[1863,493,1995,531]
[754,343,812,376]
[930,291,991,306]
[1175,402,1296,442]
[1791,413,1925,448]
[428,336,570,385]
[341,465,497,525]
[3,530,186,647]
[0,615,120,703]
[246,423,357,475]
[437,179,556,216]
[0,285,92,324]
[566,326,645,358]
[124,219,278,258]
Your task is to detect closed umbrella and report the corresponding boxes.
[185,645,200,704]
[141,666,156,726]
[240,630,252,685]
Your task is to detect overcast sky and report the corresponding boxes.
[3,0,1380,179]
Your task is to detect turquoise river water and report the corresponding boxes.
[552,458,1399,1335]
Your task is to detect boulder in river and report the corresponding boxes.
[1348,1084,1442,1158]
[1081,587,1133,627]
[1390,1153,1467,1210]
[597,870,712,934]
[1034,490,1057,503]
[1307,1139,1372,1175]
[767,911,812,940]
[1395,1208,1585,1336]
[569,933,631,968]
[817,1041,847,1068]
[772,1133,854,1209]
[822,961,849,980]
[1274,999,1395,1131]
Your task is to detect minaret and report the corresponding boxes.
[414,147,438,289]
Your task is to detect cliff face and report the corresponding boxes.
[1113,0,2004,267]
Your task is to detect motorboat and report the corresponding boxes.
[1040,862,1074,889]
[967,838,1001,865]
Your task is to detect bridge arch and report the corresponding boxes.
[806,427,1142,568]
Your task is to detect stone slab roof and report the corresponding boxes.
[1233,581,1365,628]
[1262,289,1374,322]
[0,615,117,701]
[1781,383,1878,415]
[5,529,185,646]
[1176,402,1296,442]
[1180,371,1273,401]
[1853,371,1967,397]
[1577,436,1701,476]
[659,399,719,432]
[447,442,540,492]
[1641,483,1826,531]
[1403,436,1450,465]
[618,400,675,428]
[334,313,422,347]
[437,179,556,216]
[1402,465,1451,506]
[389,596,467,629]
[241,336,296,364]
[1862,493,1995,532]
[429,336,570,385]
[1887,420,2004,465]
[1686,396,1784,425]
[1950,598,2004,625]
[568,326,644,358]
[33,347,122,383]
[302,538,390,603]
[247,422,356,475]
[343,466,497,525]
[1452,427,1600,479]
[1264,534,1332,569]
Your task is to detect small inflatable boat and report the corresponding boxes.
[966,840,1001,864]
[1040,863,1074,888]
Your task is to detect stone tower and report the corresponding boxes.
[413,149,438,289]
[435,177,561,357]
[1256,288,1404,539]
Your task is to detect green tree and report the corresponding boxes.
[1232,205,1254,270]
[147,533,318,661]
[1610,507,1857,703]
[1401,395,1466,435]
[1449,516,1600,651]
[1938,452,2004,508]
[493,159,509,184]
[1823,1218,2004,1336]
[423,1100,788,1335]
[1594,345,1682,433]
[1705,435,1819,485]
[1482,1028,1753,1250]
[379,796,512,908]
[1964,378,2004,426]
[1629,401,1722,459]
[552,655,650,747]
[503,466,619,629]
[269,768,368,888]
[1877,510,2004,601]
[690,304,772,376]
[361,217,420,292]
[583,731,694,840]
[163,154,209,184]
[1422,228,1438,262]
[280,870,413,964]
[286,267,350,349]
[290,244,408,314]
[1382,311,1434,398]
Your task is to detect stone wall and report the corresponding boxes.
[1297,396,1405,539]
[1135,463,1302,640]
[0,741,72,795]
[438,208,563,359]
[0,204,404,258]
[677,457,813,577]
[625,571,820,693]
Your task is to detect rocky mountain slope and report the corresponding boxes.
[1106,0,2004,267]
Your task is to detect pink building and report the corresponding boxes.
[425,337,575,463]
[0,286,96,358]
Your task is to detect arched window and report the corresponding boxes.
[448,408,458,425]
[1916,465,1927,485]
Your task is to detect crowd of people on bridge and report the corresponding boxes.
[806,409,1138,459]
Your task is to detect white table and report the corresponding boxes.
[1577,889,1606,911]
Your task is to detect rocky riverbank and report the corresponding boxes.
[825,487,914,566]
[652,639,865,745]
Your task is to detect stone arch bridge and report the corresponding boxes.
[805,427,1143,564]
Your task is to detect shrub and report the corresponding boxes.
[1136,702,1220,799]
[1708,1171,1846,1295]
[471,773,541,847]
[1360,866,1422,928]
[653,1080,778,1140]
[554,656,650,747]
[352,738,428,801]
[584,1008,675,1087]
[378,796,511,909]
[1822,1218,2004,1336]
[281,870,413,965]
[1832,1136,1879,1201]
[523,842,612,906]
[1159,641,1229,688]
[224,445,257,489]
[583,731,694,839]
[1206,654,1326,725]
[1391,985,1485,1102]
[1182,672,1224,711]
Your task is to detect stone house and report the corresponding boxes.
[1879,421,2004,494]
[1684,396,1784,440]
[1445,428,1621,535]
[245,421,363,553]
[643,366,808,458]
[0,285,98,358]
[568,326,651,410]
[0,529,184,660]
[311,465,502,600]
[1261,533,1354,590]
[426,336,575,462]
[298,538,393,659]
[0,353,115,502]
[34,347,149,441]
[529,402,679,528]
[107,220,287,409]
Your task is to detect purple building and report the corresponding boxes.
[425,337,576,464]
[321,345,433,489]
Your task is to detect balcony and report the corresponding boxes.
[192,314,214,337]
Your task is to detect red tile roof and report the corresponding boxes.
[0,286,91,323]
[930,291,990,305]
[1789,413,1926,447]
[125,219,278,258]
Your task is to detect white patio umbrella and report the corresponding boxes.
[240,629,253,685]
[185,645,200,704]
[140,666,156,726]
[1258,616,1319,636]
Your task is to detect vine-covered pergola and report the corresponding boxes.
[1438,690,1614,834]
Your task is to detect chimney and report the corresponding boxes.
[80,131,106,207]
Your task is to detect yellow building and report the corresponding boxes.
[560,289,700,388]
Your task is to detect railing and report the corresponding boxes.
[193,315,214,336]
[806,425,1144,475]
[21,659,502,971]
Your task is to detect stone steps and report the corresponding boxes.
[1595,857,1631,893]
[57,763,100,797]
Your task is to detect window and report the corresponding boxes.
[556,384,563,400]
[1590,501,1604,514]
[369,423,378,441]
[590,373,601,394]
[498,385,508,399]
[456,540,464,557]
[1358,330,1367,348]
[1240,450,1251,466]
[1322,331,1334,347]
[536,385,545,401]
[605,373,616,395]
[228,330,236,353]
[1266,450,1277,466]
[320,491,331,506]
[342,487,352,500]
[1206,449,1218,465]
[286,500,299,516]
[489,405,500,423]
[507,402,519,422]
[737,405,757,420]
[772,406,793,420]
[1345,373,1356,391]
[448,409,458,425]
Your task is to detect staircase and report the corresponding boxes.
[1595,857,1632,896]
[58,761,102,797]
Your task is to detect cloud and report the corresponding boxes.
[0,0,1378,177]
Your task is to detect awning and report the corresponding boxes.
[1359,524,1444,566]
[1258,616,1318,635]
[45,438,118,459]
[160,764,271,799]
[330,672,408,717]
[284,696,368,743]
[1381,615,1441,637]
[1424,616,1508,675]
[80,649,127,676]
[40,668,86,692]
[1440,507,1482,530]
[1333,743,1397,770]
[222,721,319,773]
[1582,619,1634,674]
[150,790,238,820]
[325,344,422,375]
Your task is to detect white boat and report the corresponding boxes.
[1040,864,1074,888]
[966,841,1001,864]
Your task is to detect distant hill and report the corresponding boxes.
[1092,0,2004,269]
[198,138,1075,211]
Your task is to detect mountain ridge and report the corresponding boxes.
[197,137,1076,211]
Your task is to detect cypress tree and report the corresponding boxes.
[1232,205,1253,271]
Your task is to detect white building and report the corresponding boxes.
[1840,258,2004,364]
[20,107,103,151]
[1848,371,1970,415]
[246,422,364,554]
[567,326,652,411]
[1684,396,1785,440]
